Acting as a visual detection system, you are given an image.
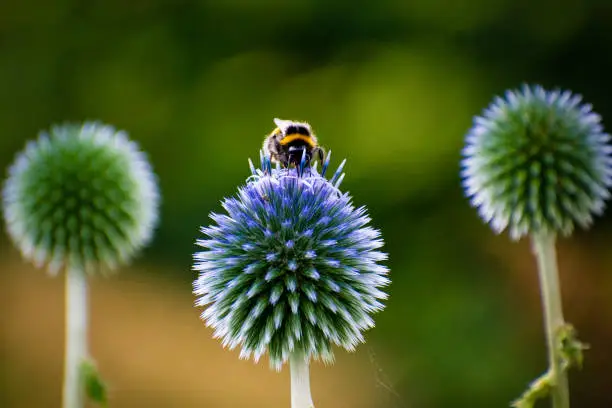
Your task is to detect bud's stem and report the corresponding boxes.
[532,232,570,408]
[289,352,315,408]
[63,267,88,408]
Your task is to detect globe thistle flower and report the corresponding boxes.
[461,84,612,240]
[2,122,160,408]
[2,122,160,274]
[461,85,608,408]
[193,152,390,372]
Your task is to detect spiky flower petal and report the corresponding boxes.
[461,84,612,239]
[193,154,390,370]
[2,122,160,274]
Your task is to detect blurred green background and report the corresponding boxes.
[2,0,612,407]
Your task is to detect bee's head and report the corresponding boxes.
[287,145,307,163]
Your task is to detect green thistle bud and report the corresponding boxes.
[461,85,612,239]
[2,122,160,274]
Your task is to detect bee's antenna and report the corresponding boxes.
[321,150,332,177]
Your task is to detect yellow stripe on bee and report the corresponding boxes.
[279,134,315,147]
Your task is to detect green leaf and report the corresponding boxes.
[80,359,108,407]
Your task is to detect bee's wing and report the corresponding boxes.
[273,118,293,131]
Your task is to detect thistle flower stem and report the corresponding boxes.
[532,232,570,408]
[63,267,88,408]
[289,352,314,408]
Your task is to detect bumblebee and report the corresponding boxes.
[263,118,324,168]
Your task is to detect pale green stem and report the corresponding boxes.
[532,232,570,408]
[62,267,88,408]
[289,352,314,408]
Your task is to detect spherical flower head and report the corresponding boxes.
[193,153,390,370]
[461,84,612,240]
[2,122,160,274]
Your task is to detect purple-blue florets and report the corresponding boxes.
[193,154,389,370]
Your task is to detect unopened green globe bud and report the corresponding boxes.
[461,85,612,239]
[2,122,160,274]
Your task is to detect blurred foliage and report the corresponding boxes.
[2,0,612,407]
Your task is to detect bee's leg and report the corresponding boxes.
[317,148,324,163]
